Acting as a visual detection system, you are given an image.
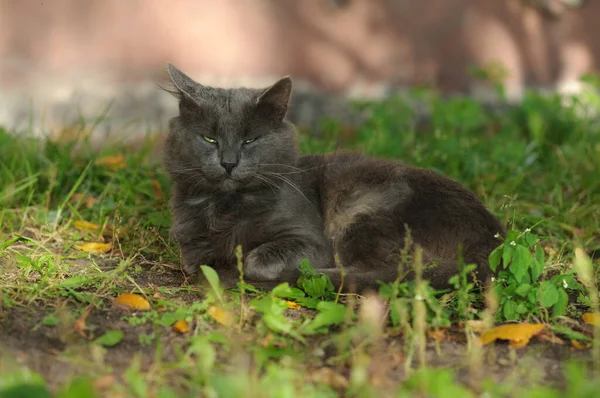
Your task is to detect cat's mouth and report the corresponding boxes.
[219,177,241,192]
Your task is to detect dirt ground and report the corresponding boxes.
[0,266,593,395]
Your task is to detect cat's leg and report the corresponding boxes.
[178,239,215,276]
[244,237,331,285]
[320,213,406,292]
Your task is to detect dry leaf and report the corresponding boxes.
[537,329,565,345]
[95,154,126,170]
[310,367,348,389]
[285,300,301,310]
[480,323,545,348]
[428,328,447,342]
[466,320,487,333]
[73,220,100,231]
[263,333,273,348]
[74,309,90,338]
[208,306,234,326]
[571,339,591,350]
[75,242,112,253]
[172,319,190,333]
[114,293,151,311]
[582,312,600,326]
[93,375,116,390]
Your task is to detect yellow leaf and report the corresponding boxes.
[95,154,126,170]
[582,312,600,326]
[480,323,545,347]
[114,293,151,311]
[73,220,100,231]
[172,319,190,333]
[427,328,447,342]
[75,242,112,253]
[208,306,234,327]
[571,339,591,350]
[285,300,301,310]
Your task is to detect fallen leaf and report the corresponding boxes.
[263,333,273,348]
[285,300,301,310]
[93,375,116,390]
[95,154,126,170]
[428,328,447,342]
[480,323,545,348]
[537,329,565,345]
[582,312,600,326]
[114,293,151,311]
[310,367,348,389]
[73,220,100,231]
[571,339,591,350]
[75,242,112,253]
[172,319,190,333]
[208,305,234,327]
[74,309,90,338]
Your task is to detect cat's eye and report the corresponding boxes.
[243,137,257,145]
[202,136,217,144]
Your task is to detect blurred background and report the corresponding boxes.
[0,0,596,142]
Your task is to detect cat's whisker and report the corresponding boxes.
[264,172,313,206]
[249,172,282,195]
[259,162,342,175]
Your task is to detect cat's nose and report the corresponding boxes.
[220,161,238,175]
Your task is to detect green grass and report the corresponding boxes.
[1,84,600,397]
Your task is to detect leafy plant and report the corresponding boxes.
[296,259,336,301]
[489,228,584,321]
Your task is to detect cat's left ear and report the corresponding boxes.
[257,76,292,120]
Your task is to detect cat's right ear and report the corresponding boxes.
[165,63,199,99]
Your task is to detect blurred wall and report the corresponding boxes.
[0,0,598,137]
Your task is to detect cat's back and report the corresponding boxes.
[317,152,503,243]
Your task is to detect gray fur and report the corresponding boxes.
[163,64,505,293]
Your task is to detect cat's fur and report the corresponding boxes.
[163,63,505,292]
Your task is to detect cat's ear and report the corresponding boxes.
[166,63,200,99]
[257,76,292,120]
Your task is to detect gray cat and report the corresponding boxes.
[163,64,505,293]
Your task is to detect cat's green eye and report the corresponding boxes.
[202,136,217,144]
[243,138,257,145]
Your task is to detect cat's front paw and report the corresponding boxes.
[244,248,287,282]
[179,244,212,276]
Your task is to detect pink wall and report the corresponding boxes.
[0,0,598,135]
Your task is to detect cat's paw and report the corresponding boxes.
[179,245,210,276]
[181,260,200,276]
[244,248,286,281]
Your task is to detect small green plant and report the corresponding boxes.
[379,279,452,329]
[296,258,336,301]
[489,228,584,321]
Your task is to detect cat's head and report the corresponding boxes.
[163,63,297,194]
